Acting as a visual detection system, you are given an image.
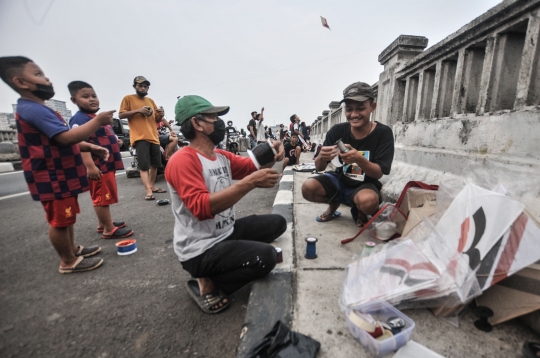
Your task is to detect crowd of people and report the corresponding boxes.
[0,55,394,314]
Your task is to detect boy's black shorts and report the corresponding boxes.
[134,140,161,171]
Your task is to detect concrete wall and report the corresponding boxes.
[311,0,540,222]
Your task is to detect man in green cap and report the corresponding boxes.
[165,95,287,314]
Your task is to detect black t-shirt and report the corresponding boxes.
[284,141,302,164]
[248,119,257,137]
[323,121,394,190]
[301,125,310,138]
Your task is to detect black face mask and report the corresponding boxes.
[31,83,55,100]
[135,90,148,97]
[201,118,226,145]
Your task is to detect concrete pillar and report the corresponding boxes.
[477,36,497,115]
[328,101,341,128]
[406,76,419,122]
[414,71,424,121]
[402,79,410,122]
[460,47,486,114]
[489,32,526,111]
[515,10,540,109]
[378,35,428,125]
[451,49,466,116]
[430,61,443,119]
[437,60,457,117]
[419,69,436,119]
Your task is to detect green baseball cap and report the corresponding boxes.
[175,95,230,125]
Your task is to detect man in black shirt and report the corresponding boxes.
[301,82,394,226]
[248,110,259,149]
[282,132,302,173]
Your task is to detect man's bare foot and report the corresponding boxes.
[356,210,368,227]
[197,277,228,309]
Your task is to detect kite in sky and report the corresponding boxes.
[320,16,331,30]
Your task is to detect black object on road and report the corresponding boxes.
[522,341,540,358]
[246,320,320,358]
[157,199,169,206]
[474,306,494,332]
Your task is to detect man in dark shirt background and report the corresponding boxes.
[248,111,257,149]
[301,82,394,226]
[282,132,302,173]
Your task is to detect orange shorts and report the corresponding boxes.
[89,171,119,207]
[41,196,80,228]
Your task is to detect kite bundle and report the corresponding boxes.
[340,181,540,316]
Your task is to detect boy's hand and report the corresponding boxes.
[95,110,116,126]
[91,144,109,161]
[87,165,102,181]
[269,140,284,161]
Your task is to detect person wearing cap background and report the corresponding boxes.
[119,76,166,200]
[165,95,287,314]
[301,82,394,227]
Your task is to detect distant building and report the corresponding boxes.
[0,112,14,130]
[45,99,72,123]
[9,99,73,127]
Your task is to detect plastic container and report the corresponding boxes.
[346,300,415,358]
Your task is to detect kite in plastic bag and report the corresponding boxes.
[476,184,540,290]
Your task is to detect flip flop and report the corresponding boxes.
[102,227,134,239]
[96,221,126,233]
[59,256,103,274]
[75,245,101,258]
[145,194,155,201]
[315,211,341,222]
[152,188,167,193]
[185,279,229,314]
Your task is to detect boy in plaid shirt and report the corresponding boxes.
[69,81,134,239]
[0,56,114,274]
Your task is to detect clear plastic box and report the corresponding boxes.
[346,300,415,358]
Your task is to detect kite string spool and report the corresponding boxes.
[305,237,318,259]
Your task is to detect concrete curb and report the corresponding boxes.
[0,162,15,173]
[236,168,296,357]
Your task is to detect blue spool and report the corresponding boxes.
[116,239,137,256]
[305,237,318,259]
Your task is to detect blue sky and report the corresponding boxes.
[0,0,501,129]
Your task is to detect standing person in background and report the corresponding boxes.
[279,124,287,143]
[68,80,134,240]
[119,76,167,201]
[300,121,310,142]
[248,111,257,149]
[256,108,265,144]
